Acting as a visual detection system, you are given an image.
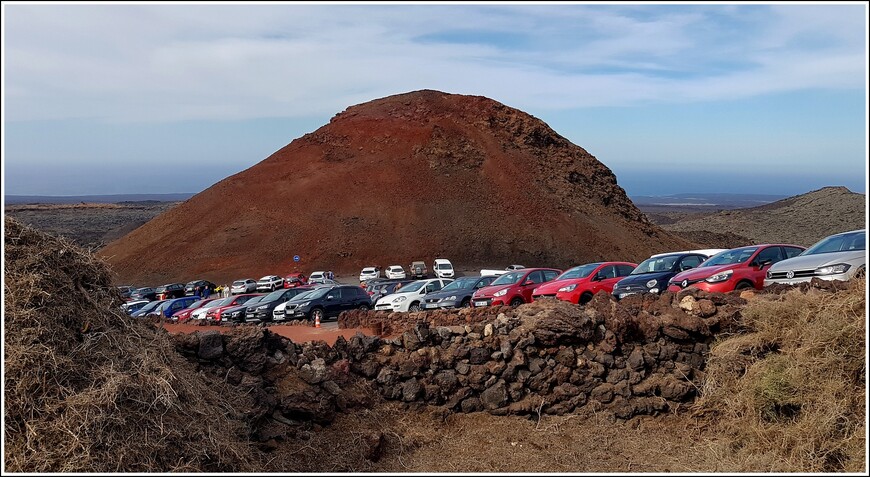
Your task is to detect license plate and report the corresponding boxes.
[424,303,438,309]
[618,293,636,299]
[474,301,488,307]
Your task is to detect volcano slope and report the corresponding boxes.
[100,90,694,284]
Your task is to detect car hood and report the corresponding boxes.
[670,264,736,282]
[425,287,472,300]
[768,251,866,271]
[475,283,517,296]
[222,304,248,314]
[533,278,586,294]
[615,272,675,287]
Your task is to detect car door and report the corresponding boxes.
[520,271,545,302]
[589,265,617,294]
[323,287,344,317]
[751,246,785,288]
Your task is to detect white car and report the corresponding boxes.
[256,275,284,292]
[479,264,526,276]
[433,258,455,278]
[190,298,227,320]
[652,249,727,258]
[375,278,453,313]
[230,278,257,294]
[385,265,407,279]
[359,267,380,282]
[764,229,866,286]
[309,271,327,282]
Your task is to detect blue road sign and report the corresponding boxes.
[293,255,300,262]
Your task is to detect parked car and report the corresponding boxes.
[121,299,150,315]
[282,285,372,322]
[230,279,258,294]
[308,271,327,282]
[367,279,414,301]
[283,272,308,288]
[765,229,866,286]
[531,262,638,305]
[147,296,201,319]
[375,278,454,312]
[245,287,315,323]
[479,264,526,276]
[385,265,407,279]
[155,283,186,300]
[256,275,284,292]
[359,267,381,283]
[204,293,262,322]
[172,297,221,322]
[667,244,805,293]
[409,261,428,279]
[273,289,321,321]
[422,275,496,309]
[131,299,168,318]
[611,252,711,299]
[433,258,455,279]
[221,295,267,323]
[190,297,230,320]
[117,285,135,301]
[309,278,340,286]
[130,287,156,301]
[184,279,217,296]
[472,268,561,307]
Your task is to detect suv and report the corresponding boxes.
[532,262,638,305]
[282,285,372,322]
[230,279,257,294]
[611,252,710,299]
[472,268,561,307]
[257,275,284,292]
[668,244,805,293]
[155,283,186,300]
[433,259,455,279]
[375,278,453,312]
[423,275,496,309]
[130,287,156,301]
[765,229,866,286]
[409,261,428,279]
[245,287,315,322]
[184,279,217,296]
[117,286,135,301]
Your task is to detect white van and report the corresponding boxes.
[434,258,455,278]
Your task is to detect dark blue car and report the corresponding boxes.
[148,296,201,319]
[422,275,498,309]
[611,252,709,299]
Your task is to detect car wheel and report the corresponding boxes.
[735,281,754,291]
[460,298,471,308]
[510,297,524,307]
[310,308,324,322]
[358,304,370,311]
[579,292,594,305]
[409,302,421,313]
[855,267,866,279]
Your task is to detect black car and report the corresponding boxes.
[221,295,267,323]
[282,285,372,322]
[611,252,709,299]
[367,279,414,302]
[422,275,497,309]
[245,287,315,323]
[131,299,167,318]
[185,279,217,296]
[155,283,186,299]
[131,287,157,301]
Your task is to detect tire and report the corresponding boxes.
[855,267,866,279]
[358,304,369,311]
[735,281,754,291]
[510,297,524,307]
[409,302,422,313]
[460,298,471,308]
[579,292,594,305]
[310,308,324,322]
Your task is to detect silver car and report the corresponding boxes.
[764,229,866,286]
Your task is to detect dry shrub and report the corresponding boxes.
[3,217,261,472]
[695,279,866,472]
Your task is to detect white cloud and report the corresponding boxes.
[2,3,866,123]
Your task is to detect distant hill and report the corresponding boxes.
[661,186,866,247]
[4,193,195,205]
[631,192,787,208]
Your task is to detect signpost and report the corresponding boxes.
[293,255,300,262]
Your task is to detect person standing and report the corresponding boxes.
[203,284,210,299]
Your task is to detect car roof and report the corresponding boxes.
[434,258,451,263]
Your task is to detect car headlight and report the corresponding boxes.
[766,271,773,279]
[231,311,241,317]
[445,296,456,301]
[298,301,310,307]
[493,288,508,297]
[649,288,660,294]
[646,279,657,288]
[393,296,407,303]
[558,284,577,292]
[815,264,851,275]
[257,305,269,310]
[706,269,733,283]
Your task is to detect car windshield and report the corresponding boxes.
[302,288,331,300]
[397,281,426,293]
[244,296,265,306]
[185,281,199,287]
[440,277,476,291]
[258,277,272,282]
[802,231,866,255]
[232,281,246,286]
[188,299,211,309]
[137,301,162,313]
[631,256,680,274]
[292,290,318,301]
[491,272,524,286]
[701,247,759,267]
[262,290,286,301]
[436,263,453,270]
[557,263,601,280]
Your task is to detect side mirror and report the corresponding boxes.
[523,280,534,286]
[326,295,334,300]
[756,259,773,268]
[592,273,604,282]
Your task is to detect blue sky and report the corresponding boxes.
[3,2,867,196]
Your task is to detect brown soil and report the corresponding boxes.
[99,90,694,285]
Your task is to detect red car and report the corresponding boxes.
[172,297,221,322]
[471,268,562,307]
[205,293,262,322]
[666,244,805,293]
[283,272,308,288]
[531,261,638,305]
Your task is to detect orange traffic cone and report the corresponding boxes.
[315,315,321,328]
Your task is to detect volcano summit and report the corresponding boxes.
[100,90,693,284]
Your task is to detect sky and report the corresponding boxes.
[2,2,868,197]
